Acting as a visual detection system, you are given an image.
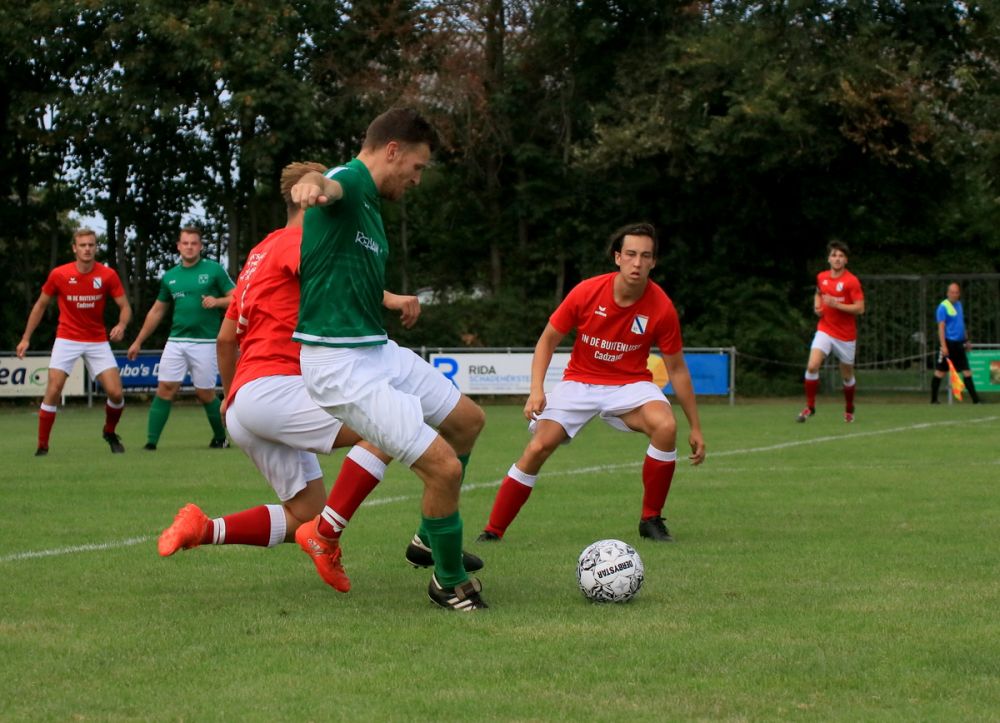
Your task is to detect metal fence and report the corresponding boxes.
[852,274,1000,391]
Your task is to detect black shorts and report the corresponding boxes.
[936,340,969,372]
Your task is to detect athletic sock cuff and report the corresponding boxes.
[106,398,125,409]
[347,445,388,480]
[40,403,58,413]
[646,445,677,462]
[508,464,538,488]
[422,510,462,534]
[843,377,856,388]
[804,371,820,381]
[266,505,286,547]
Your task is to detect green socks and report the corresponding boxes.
[422,510,467,588]
[203,397,225,440]
[418,453,471,546]
[147,396,172,445]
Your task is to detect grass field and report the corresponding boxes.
[1,398,998,720]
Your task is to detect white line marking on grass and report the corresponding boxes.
[4,416,994,563]
[0,535,151,563]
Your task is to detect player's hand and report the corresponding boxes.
[688,430,706,466]
[821,294,838,309]
[383,292,421,329]
[109,324,126,342]
[126,342,140,360]
[814,306,823,316]
[15,339,28,359]
[220,398,228,421]
[940,346,949,358]
[291,180,328,209]
[523,390,546,421]
[201,295,217,309]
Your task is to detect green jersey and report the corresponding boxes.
[294,159,390,347]
[157,258,235,342]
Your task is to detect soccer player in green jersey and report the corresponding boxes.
[290,108,489,611]
[127,227,235,449]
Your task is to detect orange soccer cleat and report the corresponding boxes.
[295,518,351,593]
[158,503,210,557]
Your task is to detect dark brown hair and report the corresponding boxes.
[607,222,658,261]
[363,108,439,152]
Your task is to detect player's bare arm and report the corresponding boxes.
[814,291,823,316]
[820,294,865,316]
[663,350,706,465]
[202,290,235,310]
[127,299,169,359]
[290,171,344,209]
[16,292,53,358]
[525,323,565,420]
[216,317,239,417]
[938,320,949,356]
[383,291,420,329]
[109,294,132,342]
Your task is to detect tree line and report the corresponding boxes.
[3,0,998,380]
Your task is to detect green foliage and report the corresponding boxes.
[2,0,999,351]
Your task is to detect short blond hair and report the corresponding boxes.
[73,228,97,243]
[281,161,328,208]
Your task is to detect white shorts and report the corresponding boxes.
[300,341,461,468]
[49,338,118,377]
[158,340,219,387]
[531,380,671,439]
[225,376,340,502]
[810,331,856,366]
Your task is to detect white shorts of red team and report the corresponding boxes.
[225,376,338,502]
[810,331,856,365]
[49,338,118,377]
[300,341,461,468]
[158,340,219,388]
[531,380,671,439]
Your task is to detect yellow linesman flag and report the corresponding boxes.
[947,358,966,401]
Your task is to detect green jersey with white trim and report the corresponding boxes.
[294,159,389,348]
[157,258,235,342]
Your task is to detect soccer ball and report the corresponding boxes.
[577,539,644,603]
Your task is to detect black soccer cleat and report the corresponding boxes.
[638,515,674,542]
[103,432,125,454]
[35,447,49,457]
[209,438,230,449]
[405,534,484,572]
[795,407,815,423]
[428,574,489,611]
[143,442,157,451]
[476,530,501,543]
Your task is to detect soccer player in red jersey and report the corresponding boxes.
[157,162,483,593]
[796,240,865,424]
[477,222,706,544]
[16,229,132,456]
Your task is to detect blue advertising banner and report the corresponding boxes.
[114,353,221,390]
[663,353,730,396]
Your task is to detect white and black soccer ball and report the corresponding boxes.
[577,539,644,603]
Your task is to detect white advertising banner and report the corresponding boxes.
[428,352,572,394]
[0,356,87,397]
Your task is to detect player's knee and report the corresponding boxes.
[525,435,558,462]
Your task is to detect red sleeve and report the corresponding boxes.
[656,298,683,356]
[548,284,582,335]
[851,275,864,301]
[41,268,60,296]
[225,289,240,321]
[107,269,125,298]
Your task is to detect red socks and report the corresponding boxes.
[208,505,286,547]
[804,377,819,410]
[641,446,677,519]
[485,465,537,537]
[317,446,387,539]
[104,399,125,434]
[38,404,57,449]
[843,378,856,412]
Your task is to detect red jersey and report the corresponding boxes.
[41,262,125,342]
[551,272,683,385]
[816,269,863,342]
[226,227,303,404]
